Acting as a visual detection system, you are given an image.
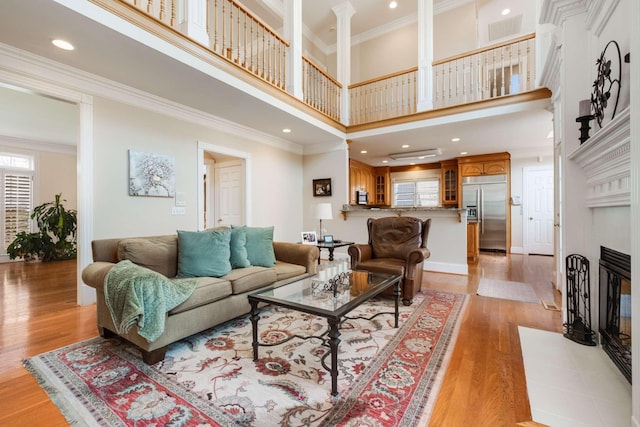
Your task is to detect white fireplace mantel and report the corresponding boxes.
[568,107,631,208]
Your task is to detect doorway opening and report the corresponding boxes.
[198,142,250,230]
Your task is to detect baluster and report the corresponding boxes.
[261,28,265,79]
[147,0,152,14]
[492,50,497,98]
[170,0,176,27]
[249,19,254,72]
[476,53,481,101]
[234,6,240,64]
[228,5,234,60]
[500,47,505,96]
[159,0,165,22]
[526,40,532,91]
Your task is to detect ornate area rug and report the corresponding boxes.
[24,289,467,426]
[477,278,540,304]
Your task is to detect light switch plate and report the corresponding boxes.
[172,206,186,215]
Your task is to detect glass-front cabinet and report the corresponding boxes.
[440,160,458,206]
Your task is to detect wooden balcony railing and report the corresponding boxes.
[348,67,418,126]
[210,0,289,90]
[125,0,177,27]
[302,56,341,121]
[432,33,536,108]
[114,2,536,126]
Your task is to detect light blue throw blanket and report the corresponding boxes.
[104,260,198,342]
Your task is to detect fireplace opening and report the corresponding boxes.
[599,246,631,383]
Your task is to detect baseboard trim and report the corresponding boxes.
[424,261,468,276]
[511,246,524,254]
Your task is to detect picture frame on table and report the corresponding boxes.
[313,178,332,197]
[301,231,317,245]
[323,234,334,243]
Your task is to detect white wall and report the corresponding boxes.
[92,97,305,242]
[350,23,418,83]
[434,2,477,61]
[302,147,349,238]
[38,151,77,209]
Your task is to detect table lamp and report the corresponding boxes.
[313,203,333,241]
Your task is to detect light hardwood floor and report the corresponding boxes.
[0,253,561,426]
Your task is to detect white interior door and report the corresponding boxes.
[214,161,244,226]
[524,166,554,255]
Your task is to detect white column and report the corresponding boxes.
[417,0,434,111]
[332,1,356,125]
[283,0,303,99]
[630,0,640,423]
[77,94,96,306]
[177,0,209,46]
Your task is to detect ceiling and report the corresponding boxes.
[0,0,553,165]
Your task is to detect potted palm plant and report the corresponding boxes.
[6,193,77,261]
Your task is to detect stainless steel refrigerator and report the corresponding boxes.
[462,174,507,252]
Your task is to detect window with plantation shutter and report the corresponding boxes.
[1,153,35,255]
[3,173,33,251]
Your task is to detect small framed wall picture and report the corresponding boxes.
[313,178,332,197]
[323,234,333,243]
[301,231,318,245]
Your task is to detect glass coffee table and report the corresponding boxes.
[248,270,402,397]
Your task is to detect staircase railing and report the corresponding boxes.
[432,33,536,108]
[348,67,418,126]
[302,56,342,122]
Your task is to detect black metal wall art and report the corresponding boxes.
[591,40,621,128]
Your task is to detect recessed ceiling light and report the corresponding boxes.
[409,162,416,165]
[501,8,510,16]
[52,39,74,51]
[389,1,398,9]
[401,144,410,148]
[282,128,291,133]
[460,151,468,155]
[382,160,388,164]
[451,137,460,142]
[360,150,367,154]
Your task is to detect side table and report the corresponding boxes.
[315,241,353,264]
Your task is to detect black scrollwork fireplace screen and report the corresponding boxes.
[599,246,631,383]
[564,254,596,346]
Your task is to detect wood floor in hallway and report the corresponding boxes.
[0,253,562,426]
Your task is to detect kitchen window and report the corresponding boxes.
[393,179,440,207]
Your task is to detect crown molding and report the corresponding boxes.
[585,0,620,37]
[0,43,304,155]
[0,135,77,155]
[434,0,475,15]
[568,106,630,207]
[539,0,588,26]
[327,14,417,54]
[539,36,562,99]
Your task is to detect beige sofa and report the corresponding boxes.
[82,234,319,364]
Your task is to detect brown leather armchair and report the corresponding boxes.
[348,216,431,306]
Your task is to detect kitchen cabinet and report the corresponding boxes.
[440,160,458,206]
[349,159,375,204]
[467,222,479,262]
[374,166,390,206]
[460,159,508,177]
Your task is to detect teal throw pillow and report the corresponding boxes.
[229,226,251,268]
[177,229,231,278]
[241,225,276,267]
